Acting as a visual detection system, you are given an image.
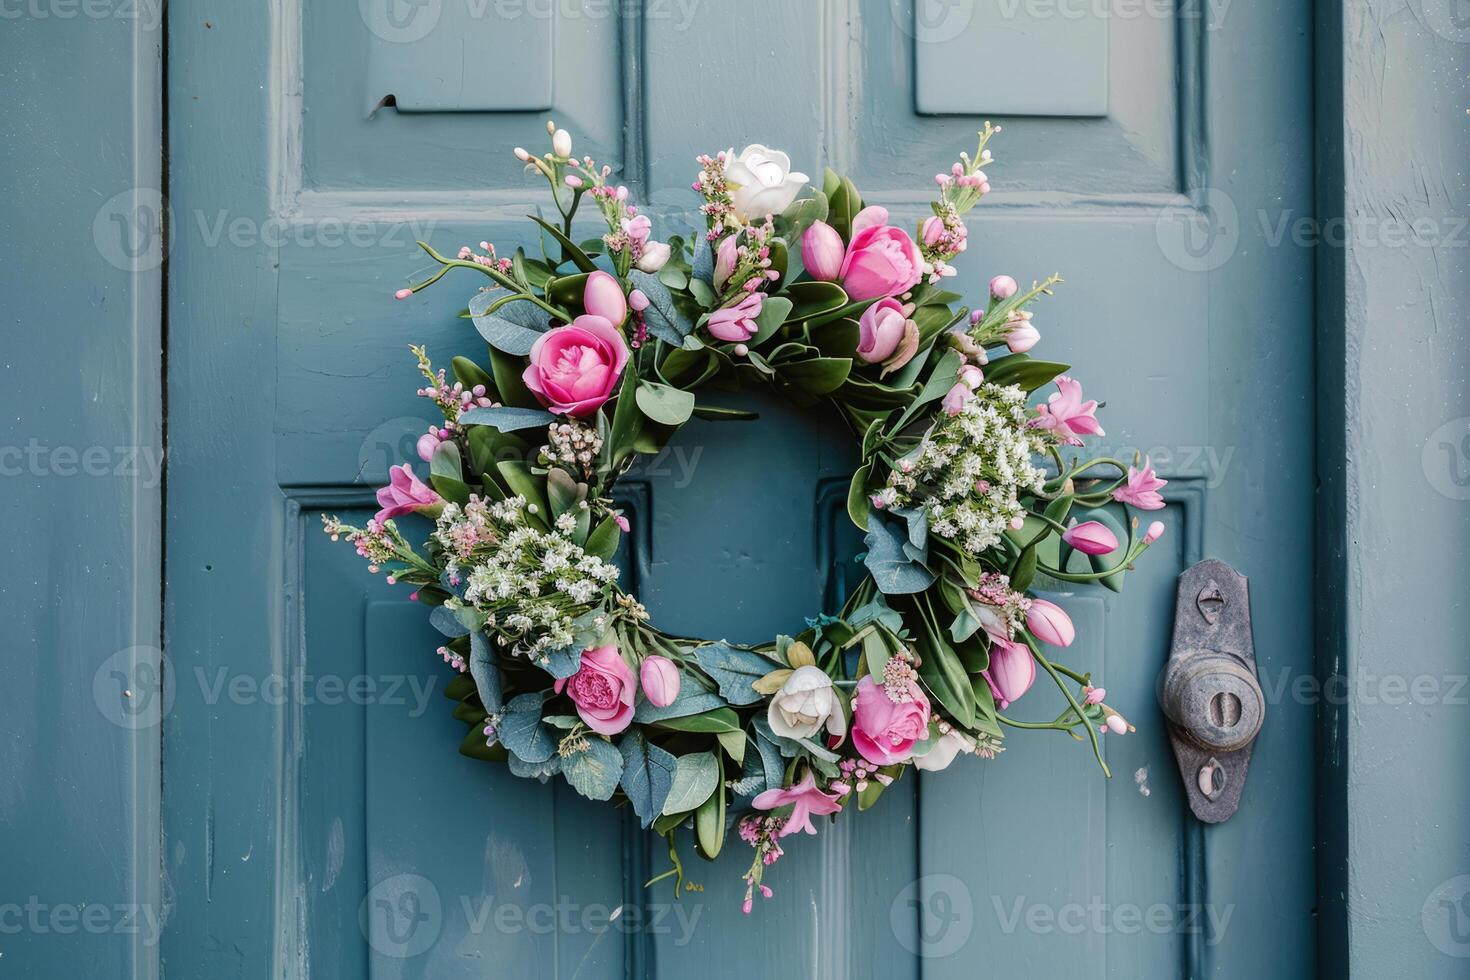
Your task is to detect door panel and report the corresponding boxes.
[166,0,1315,976]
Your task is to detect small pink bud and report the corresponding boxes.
[733,343,749,357]
[1145,521,1166,544]
[415,432,441,462]
[989,275,1018,299]
[1083,685,1106,705]
[1062,520,1118,556]
[613,513,630,533]
[628,289,650,312]
[921,215,946,246]
[582,270,628,324]
[640,655,681,708]
[1006,323,1041,353]
[802,221,845,282]
[513,147,530,161]
[564,174,584,188]
[958,364,984,389]
[969,309,983,325]
[1106,714,1129,735]
[394,288,413,300]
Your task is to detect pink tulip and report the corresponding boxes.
[838,206,922,301]
[639,655,681,708]
[942,381,971,416]
[1005,320,1040,353]
[1062,520,1118,556]
[554,645,635,736]
[752,772,843,838]
[522,315,629,417]
[982,638,1035,710]
[582,270,627,325]
[373,464,442,523]
[1113,457,1168,510]
[802,221,845,282]
[958,364,984,389]
[1145,521,1166,544]
[415,429,442,462]
[989,275,1018,299]
[713,234,740,290]
[921,215,946,246]
[1031,375,1104,446]
[706,292,763,343]
[1026,598,1075,647]
[856,297,919,374]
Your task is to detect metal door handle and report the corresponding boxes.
[1160,559,1264,823]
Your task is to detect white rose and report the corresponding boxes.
[724,145,809,222]
[913,729,972,772]
[636,240,672,273]
[767,665,846,740]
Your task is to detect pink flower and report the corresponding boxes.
[713,234,740,290]
[374,464,442,523]
[989,275,1018,299]
[1031,375,1104,445]
[752,772,843,837]
[415,429,442,462]
[981,638,1035,710]
[838,206,923,301]
[624,213,652,247]
[921,216,946,246]
[706,292,764,343]
[522,315,629,417]
[1005,318,1040,353]
[1144,520,1166,544]
[1083,685,1106,705]
[1113,457,1168,510]
[554,645,635,736]
[1062,520,1118,556]
[639,655,681,708]
[1026,598,1075,647]
[582,270,627,325]
[856,297,919,375]
[942,382,971,416]
[802,221,846,282]
[850,676,930,766]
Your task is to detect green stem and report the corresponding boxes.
[1024,633,1109,777]
[415,242,566,319]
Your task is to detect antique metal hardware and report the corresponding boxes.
[1160,559,1264,823]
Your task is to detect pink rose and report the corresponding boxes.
[555,645,635,736]
[850,675,931,766]
[374,463,442,523]
[522,315,629,417]
[856,297,920,375]
[838,206,922,301]
[706,292,763,343]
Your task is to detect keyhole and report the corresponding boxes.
[1210,691,1242,728]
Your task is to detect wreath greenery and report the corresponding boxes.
[324,121,1167,910]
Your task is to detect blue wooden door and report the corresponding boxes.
[165,1,1315,976]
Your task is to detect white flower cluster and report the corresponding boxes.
[887,383,1049,555]
[432,494,620,660]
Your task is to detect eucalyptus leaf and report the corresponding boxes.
[620,732,677,828]
[661,752,720,816]
[633,686,727,723]
[468,632,502,714]
[629,270,694,344]
[863,508,935,595]
[691,642,781,706]
[562,737,623,801]
[469,290,549,355]
[635,381,696,427]
[429,605,470,638]
[499,693,555,764]
[457,406,556,433]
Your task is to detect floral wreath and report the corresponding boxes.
[325,121,1168,912]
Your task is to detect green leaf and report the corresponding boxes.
[782,281,849,323]
[652,707,742,734]
[691,405,758,421]
[984,354,1071,393]
[562,737,624,801]
[528,214,598,273]
[468,632,502,714]
[499,693,555,764]
[914,624,977,728]
[695,782,727,859]
[620,732,677,828]
[469,290,549,355]
[496,459,550,523]
[750,296,793,346]
[604,367,643,471]
[633,686,727,723]
[661,752,720,816]
[630,270,694,344]
[584,514,622,561]
[451,355,494,392]
[488,347,539,408]
[847,462,873,531]
[457,405,556,433]
[428,441,470,505]
[545,271,592,309]
[778,356,852,396]
[460,727,506,763]
[716,729,747,765]
[826,174,863,241]
[1010,544,1039,592]
[546,468,586,520]
[635,381,697,427]
[863,509,934,595]
[808,317,862,359]
[690,643,780,706]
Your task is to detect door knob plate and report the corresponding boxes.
[1160,559,1263,823]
